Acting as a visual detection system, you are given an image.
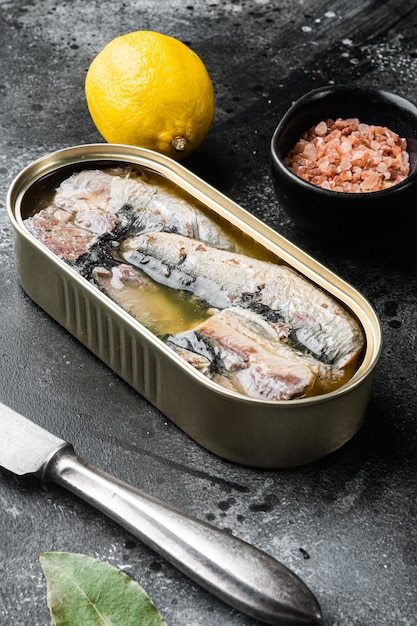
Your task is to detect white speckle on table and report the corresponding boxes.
[6,504,21,518]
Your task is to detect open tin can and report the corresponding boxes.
[7,144,382,468]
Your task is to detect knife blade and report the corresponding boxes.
[0,401,322,625]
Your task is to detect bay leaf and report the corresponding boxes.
[40,552,168,626]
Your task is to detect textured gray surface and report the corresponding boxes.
[0,1,416,625]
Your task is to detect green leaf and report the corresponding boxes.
[40,552,168,626]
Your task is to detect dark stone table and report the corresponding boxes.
[1,1,416,624]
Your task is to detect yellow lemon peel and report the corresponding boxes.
[85,31,215,159]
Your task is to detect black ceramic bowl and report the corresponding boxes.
[270,85,417,245]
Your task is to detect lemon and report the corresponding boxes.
[85,31,215,159]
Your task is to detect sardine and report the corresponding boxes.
[211,306,341,388]
[51,167,234,249]
[123,232,364,369]
[24,205,100,260]
[168,307,318,400]
[24,165,234,273]
[23,170,122,259]
[53,168,152,217]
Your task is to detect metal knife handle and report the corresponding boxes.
[44,446,322,626]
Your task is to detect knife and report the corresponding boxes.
[0,401,322,625]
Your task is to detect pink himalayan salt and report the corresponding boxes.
[284,117,410,193]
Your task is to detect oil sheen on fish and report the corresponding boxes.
[122,232,364,370]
